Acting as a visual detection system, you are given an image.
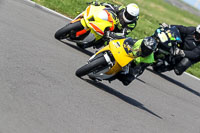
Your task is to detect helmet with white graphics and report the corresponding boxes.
[196,25,200,34]
[123,3,139,23]
[194,25,200,41]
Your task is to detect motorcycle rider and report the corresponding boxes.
[111,37,158,86]
[74,1,140,48]
[161,23,200,75]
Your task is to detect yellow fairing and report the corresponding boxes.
[95,45,122,75]
[109,39,134,67]
[95,39,134,75]
[95,45,110,55]
[80,5,116,40]
[106,62,122,75]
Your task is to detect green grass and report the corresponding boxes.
[33,0,200,78]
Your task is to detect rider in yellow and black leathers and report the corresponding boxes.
[77,1,140,48]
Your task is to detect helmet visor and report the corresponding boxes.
[124,10,137,22]
[140,42,153,57]
[194,32,200,41]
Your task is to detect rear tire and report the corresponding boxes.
[76,56,107,77]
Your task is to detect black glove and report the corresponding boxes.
[104,31,114,39]
[104,31,125,39]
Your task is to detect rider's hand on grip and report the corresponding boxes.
[173,47,185,57]
[104,31,114,39]
[104,31,125,40]
[160,23,169,28]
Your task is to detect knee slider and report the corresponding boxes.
[174,58,192,75]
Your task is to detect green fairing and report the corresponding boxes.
[132,39,155,64]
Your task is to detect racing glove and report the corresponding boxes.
[173,47,185,57]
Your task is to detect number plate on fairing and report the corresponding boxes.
[158,32,168,43]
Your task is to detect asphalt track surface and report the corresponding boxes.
[0,0,200,133]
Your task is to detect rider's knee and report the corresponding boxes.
[117,72,136,86]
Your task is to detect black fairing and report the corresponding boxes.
[154,26,182,52]
[152,26,183,73]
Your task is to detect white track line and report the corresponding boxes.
[24,0,200,81]
[24,0,72,20]
[184,72,200,81]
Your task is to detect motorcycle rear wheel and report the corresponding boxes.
[76,56,107,77]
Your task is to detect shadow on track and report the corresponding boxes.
[83,78,162,119]
[136,78,146,84]
[147,68,200,97]
[59,39,162,118]
[59,40,94,56]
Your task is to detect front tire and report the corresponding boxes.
[54,21,83,40]
[76,56,107,77]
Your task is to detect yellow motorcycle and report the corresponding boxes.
[76,38,135,81]
[55,5,116,48]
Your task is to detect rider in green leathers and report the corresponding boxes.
[110,37,157,86]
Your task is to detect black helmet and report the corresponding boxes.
[140,37,157,57]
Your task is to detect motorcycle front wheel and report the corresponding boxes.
[54,21,83,40]
[76,56,107,77]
